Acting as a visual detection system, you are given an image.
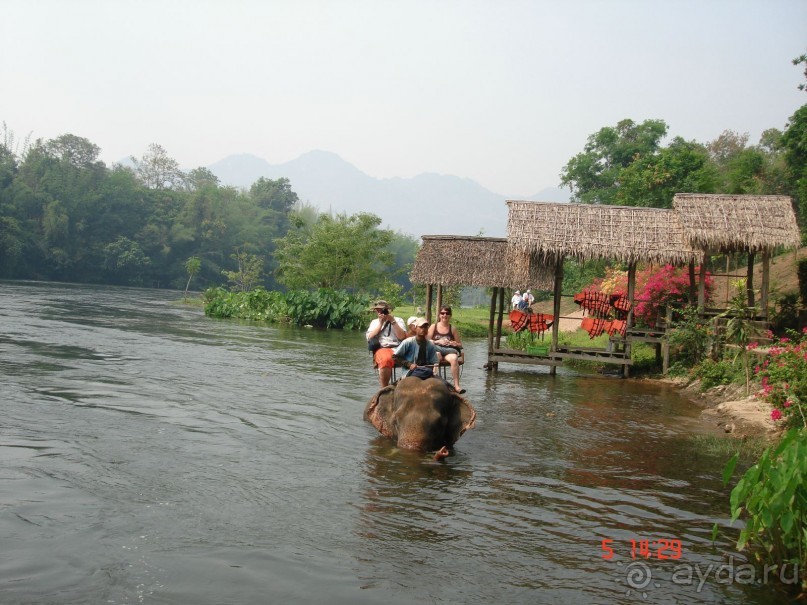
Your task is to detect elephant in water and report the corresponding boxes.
[364,375,477,459]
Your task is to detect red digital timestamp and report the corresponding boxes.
[601,538,683,560]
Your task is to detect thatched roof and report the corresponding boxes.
[506,200,701,265]
[409,235,555,289]
[672,194,801,253]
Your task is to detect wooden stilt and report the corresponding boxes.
[688,261,696,306]
[623,262,636,378]
[550,257,563,376]
[487,287,497,370]
[746,252,755,309]
[662,305,672,374]
[698,253,709,314]
[426,284,433,324]
[760,251,770,319]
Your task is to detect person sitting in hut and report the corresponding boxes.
[427,305,465,394]
[511,290,523,310]
[366,300,407,387]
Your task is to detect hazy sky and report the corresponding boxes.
[2,0,805,196]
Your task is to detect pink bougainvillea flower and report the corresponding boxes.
[771,409,783,421]
[784,400,792,408]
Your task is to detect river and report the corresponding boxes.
[0,281,791,604]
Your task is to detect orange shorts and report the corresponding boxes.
[374,347,396,369]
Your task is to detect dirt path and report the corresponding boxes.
[556,309,586,332]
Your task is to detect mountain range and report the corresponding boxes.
[207,150,569,239]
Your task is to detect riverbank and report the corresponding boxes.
[652,376,781,440]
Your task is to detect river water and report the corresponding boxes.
[0,281,792,604]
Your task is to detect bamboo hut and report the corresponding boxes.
[410,235,555,369]
[506,201,701,375]
[672,194,801,314]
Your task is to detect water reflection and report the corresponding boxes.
[0,280,792,604]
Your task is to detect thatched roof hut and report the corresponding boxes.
[410,235,554,289]
[506,200,700,265]
[672,194,801,253]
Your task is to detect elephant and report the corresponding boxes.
[364,375,477,458]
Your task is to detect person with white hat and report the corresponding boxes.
[511,290,523,310]
[366,300,407,387]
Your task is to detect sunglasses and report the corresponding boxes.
[439,311,451,315]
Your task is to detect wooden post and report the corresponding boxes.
[662,305,672,374]
[698,253,709,314]
[426,284,433,324]
[746,252,755,309]
[550,257,563,376]
[436,284,443,317]
[487,287,497,369]
[760,251,770,319]
[688,261,696,306]
[495,287,505,353]
[623,262,636,378]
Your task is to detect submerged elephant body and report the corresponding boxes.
[364,375,476,451]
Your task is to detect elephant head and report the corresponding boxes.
[364,375,477,455]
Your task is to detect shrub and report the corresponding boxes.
[694,358,739,391]
[754,329,807,429]
[723,428,807,589]
[203,287,369,329]
[667,307,712,366]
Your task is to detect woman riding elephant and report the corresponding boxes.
[364,374,476,459]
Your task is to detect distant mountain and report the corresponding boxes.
[207,150,568,239]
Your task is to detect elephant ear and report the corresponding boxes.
[364,384,397,439]
[445,394,477,445]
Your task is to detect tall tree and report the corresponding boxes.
[274,211,394,291]
[560,119,668,204]
[131,144,184,190]
[781,104,807,232]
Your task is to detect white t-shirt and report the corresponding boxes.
[366,316,406,348]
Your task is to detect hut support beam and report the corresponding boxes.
[698,253,709,313]
[496,288,505,355]
[550,258,563,377]
[761,252,770,319]
[426,285,434,324]
[623,262,636,378]
[688,261,696,305]
[436,285,443,317]
[487,287,497,370]
[746,252,755,309]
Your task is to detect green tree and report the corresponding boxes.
[184,256,201,300]
[560,119,668,204]
[781,104,807,233]
[617,137,718,207]
[222,248,264,292]
[131,143,184,190]
[274,211,394,291]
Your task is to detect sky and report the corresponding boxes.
[2,0,806,197]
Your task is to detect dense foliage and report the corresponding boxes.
[723,428,807,589]
[203,286,369,329]
[0,127,417,293]
[559,110,807,234]
[754,329,807,429]
[588,264,714,328]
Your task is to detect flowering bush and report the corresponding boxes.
[586,264,713,328]
[634,264,714,327]
[755,329,807,428]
